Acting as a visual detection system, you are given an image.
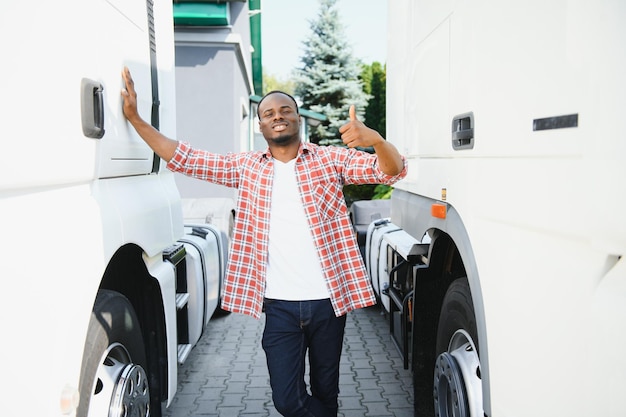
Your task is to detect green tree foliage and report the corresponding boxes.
[363,62,386,137]
[262,68,295,95]
[293,0,370,146]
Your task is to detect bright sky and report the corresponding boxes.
[260,0,388,79]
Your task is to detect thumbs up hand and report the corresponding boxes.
[349,104,357,122]
[339,105,384,148]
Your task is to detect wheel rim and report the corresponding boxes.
[434,330,482,417]
[87,342,150,417]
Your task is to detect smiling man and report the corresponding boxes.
[121,69,407,417]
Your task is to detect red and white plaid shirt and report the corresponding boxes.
[168,141,407,319]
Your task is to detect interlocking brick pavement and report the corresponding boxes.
[163,304,414,417]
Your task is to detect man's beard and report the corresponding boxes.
[269,133,297,146]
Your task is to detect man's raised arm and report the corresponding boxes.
[121,66,178,162]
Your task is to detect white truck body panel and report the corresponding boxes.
[1,185,105,416]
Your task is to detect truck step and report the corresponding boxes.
[382,229,428,264]
[177,344,192,364]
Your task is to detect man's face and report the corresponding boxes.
[258,93,301,146]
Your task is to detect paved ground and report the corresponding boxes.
[163,304,414,417]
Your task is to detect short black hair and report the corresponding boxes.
[257,90,299,119]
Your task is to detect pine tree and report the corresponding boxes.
[293,0,370,146]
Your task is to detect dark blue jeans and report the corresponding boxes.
[262,299,347,417]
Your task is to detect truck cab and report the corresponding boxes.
[367,1,626,416]
[0,1,231,415]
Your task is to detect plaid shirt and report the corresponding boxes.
[168,141,407,319]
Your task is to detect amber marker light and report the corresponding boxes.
[431,203,447,219]
[60,385,79,415]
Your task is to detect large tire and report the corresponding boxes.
[433,277,483,417]
[77,290,153,417]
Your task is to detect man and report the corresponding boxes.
[121,67,407,417]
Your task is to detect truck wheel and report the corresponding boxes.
[77,290,152,417]
[433,277,482,417]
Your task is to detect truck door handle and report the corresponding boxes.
[81,78,105,139]
[452,112,474,150]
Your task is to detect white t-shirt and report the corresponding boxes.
[264,158,330,300]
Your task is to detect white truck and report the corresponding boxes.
[366,1,626,416]
[0,0,228,416]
